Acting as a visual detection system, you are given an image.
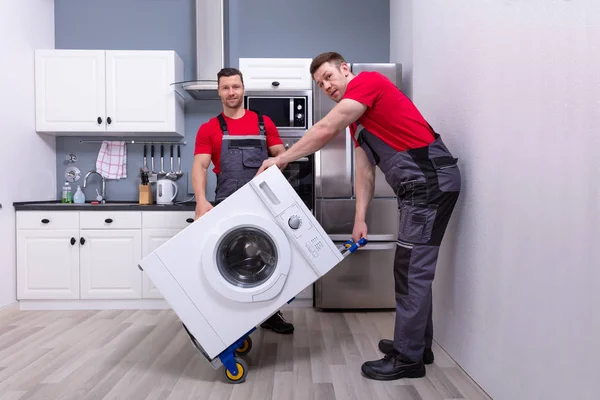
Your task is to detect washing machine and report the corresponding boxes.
[138,165,365,383]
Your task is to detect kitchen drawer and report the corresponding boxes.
[80,211,141,229]
[16,211,79,230]
[142,211,195,230]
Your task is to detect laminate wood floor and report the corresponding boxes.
[0,305,491,400]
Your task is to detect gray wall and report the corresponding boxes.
[54,0,390,202]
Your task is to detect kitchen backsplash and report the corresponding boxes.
[55,101,223,203]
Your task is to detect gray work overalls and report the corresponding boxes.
[214,113,268,203]
[355,122,461,362]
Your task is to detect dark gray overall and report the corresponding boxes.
[214,113,268,203]
[355,123,461,362]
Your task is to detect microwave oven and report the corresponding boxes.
[244,90,312,135]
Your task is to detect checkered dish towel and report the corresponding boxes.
[96,141,127,179]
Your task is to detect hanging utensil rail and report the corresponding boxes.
[79,139,187,145]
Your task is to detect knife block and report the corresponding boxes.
[139,185,152,205]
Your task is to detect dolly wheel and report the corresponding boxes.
[224,358,248,384]
[235,337,252,356]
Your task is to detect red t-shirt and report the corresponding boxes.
[344,71,434,151]
[194,110,283,173]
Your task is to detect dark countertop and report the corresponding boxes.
[12,200,210,211]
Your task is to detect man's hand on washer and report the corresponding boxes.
[195,200,214,220]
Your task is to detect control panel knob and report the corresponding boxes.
[297,104,303,110]
[288,216,301,230]
[296,113,303,119]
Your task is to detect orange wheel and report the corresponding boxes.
[224,358,248,384]
[235,337,252,356]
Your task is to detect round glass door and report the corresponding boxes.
[216,227,278,288]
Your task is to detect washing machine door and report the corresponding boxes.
[201,214,291,303]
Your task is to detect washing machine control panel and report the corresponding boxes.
[279,203,312,238]
[278,203,331,263]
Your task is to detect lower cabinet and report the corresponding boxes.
[141,229,181,299]
[15,209,194,303]
[16,229,80,299]
[79,229,142,299]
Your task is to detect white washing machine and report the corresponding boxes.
[138,165,365,383]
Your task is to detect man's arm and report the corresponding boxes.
[257,98,367,173]
[352,146,376,241]
[354,146,375,221]
[268,144,286,157]
[191,153,214,219]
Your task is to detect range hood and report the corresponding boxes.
[172,0,225,100]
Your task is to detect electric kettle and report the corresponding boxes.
[156,179,178,204]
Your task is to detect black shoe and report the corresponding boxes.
[361,351,426,381]
[260,311,294,334]
[378,339,434,365]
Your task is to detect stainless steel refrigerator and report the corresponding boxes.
[314,63,402,310]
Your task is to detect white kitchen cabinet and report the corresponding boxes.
[34,49,184,136]
[141,229,180,299]
[239,58,313,90]
[79,211,142,299]
[16,230,80,300]
[140,211,195,299]
[79,229,142,299]
[16,211,80,300]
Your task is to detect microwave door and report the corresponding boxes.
[246,97,290,127]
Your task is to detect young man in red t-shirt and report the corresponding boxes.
[258,52,461,380]
[191,67,293,335]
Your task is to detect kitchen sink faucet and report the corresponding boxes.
[83,170,106,203]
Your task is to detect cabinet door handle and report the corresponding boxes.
[105,218,113,223]
[70,237,76,245]
[97,117,102,124]
[80,237,85,245]
[41,218,50,224]
[186,218,194,223]
[107,117,112,124]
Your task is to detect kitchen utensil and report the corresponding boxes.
[166,144,177,180]
[159,144,166,176]
[149,144,158,183]
[150,145,156,174]
[140,167,149,185]
[176,145,183,179]
[156,179,178,204]
[142,144,149,173]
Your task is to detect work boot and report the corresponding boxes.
[361,351,426,381]
[260,311,294,334]
[378,339,434,365]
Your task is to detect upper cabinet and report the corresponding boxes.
[34,50,184,137]
[239,58,313,91]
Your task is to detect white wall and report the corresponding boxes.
[0,1,57,308]
[391,1,600,399]
[389,0,413,99]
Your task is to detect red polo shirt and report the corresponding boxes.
[344,71,435,151]
[194,110,283,173]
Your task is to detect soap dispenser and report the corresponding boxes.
[73,185,85,204]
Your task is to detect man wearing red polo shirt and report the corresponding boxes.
[191,67,294,335]
[258,52,462,380]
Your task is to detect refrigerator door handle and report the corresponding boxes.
[345,126,352,185]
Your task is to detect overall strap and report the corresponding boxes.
[217,114,229,135]
[257,114,266,136]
